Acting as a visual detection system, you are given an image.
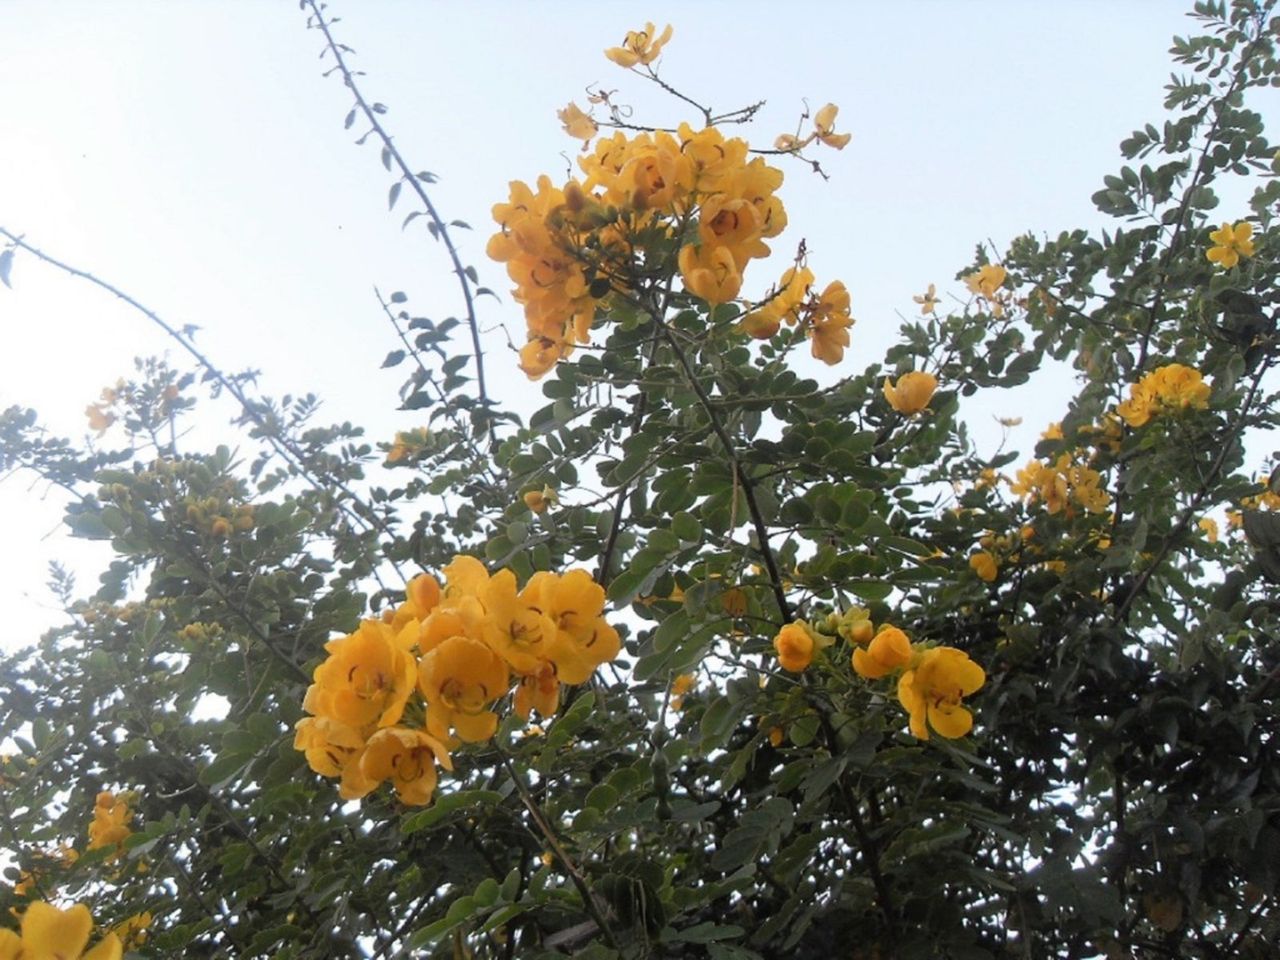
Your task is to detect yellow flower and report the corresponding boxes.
[523,486,558,514]
[478,569,558,675]
[514,661,560,721]
[557,101,598,145]
[417,635,509,743]
[913,283,939,315]
[812,103,852,150]
[305,619,419,731]
[678,243,743,305]
[896,646,985,740]
[604,22,673,68]
[808,280,854,365]
[357,726,453,806]
[1117,363,1210,427]
[1199,517,1219,543]
[964,264,1007,300]
[111,911,152,950]
[773,133,807,153]
[773,622,815,673]
[742,265,814,338]
[87,791,132,854]
[383,572,443,633]
[767,726,785,747]
[851,625,913,680]
[85,404,115,436]
[969,551,998,583]
[294,715,366,779]
[5,902,122,960]
[1206,220,1254,269]
[882,371,938,415]
[670,672,696,710]
[519,336,566,381]
[385,427,431,465]
[699,195,768,264]
[526,569,621,684]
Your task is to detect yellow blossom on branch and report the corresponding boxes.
[851,625,913,680]
[883,371,938,415]
[523,486,557,514]
[85,404,115,436]
[812,103,852,150]
[604,22,673,68]
[670,672,696,710]
[87,791,133,855]
[773,622,815,672]
[557,101,598,146]
[913,283,939,315]
[1206,220,1254,269]
[1115,363,1211,428]
[806,280,854,365]
[896,646,986,740]
[1,902,122,960]
[964,264,1007,299]
[969,551,999,583]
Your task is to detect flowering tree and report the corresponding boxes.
[2,2,1280,958]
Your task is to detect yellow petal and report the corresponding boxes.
[21,902,93,958]
[929,702,974,739]
[83,933,124,960]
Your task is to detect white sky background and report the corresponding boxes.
[0,1,1209,649]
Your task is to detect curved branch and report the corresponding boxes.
[303,0,489,409]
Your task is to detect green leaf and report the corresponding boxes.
[401,789,504,834]
[671,511,703,543]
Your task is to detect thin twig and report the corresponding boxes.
[304,0,489,409]
[0,226,405,582]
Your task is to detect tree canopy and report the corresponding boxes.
[2,2,1280,957]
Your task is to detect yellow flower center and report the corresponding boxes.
[440,678,489,715]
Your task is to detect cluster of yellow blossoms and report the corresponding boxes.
[86,791,133,857]
[0,902,121,960]
[488,26,853,379]
[295,558,621,806]
[1009,453,1110,517]
[773,612,985,740]
[1115,362,1211,428]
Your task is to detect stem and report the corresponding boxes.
[0,226,404,580]
[304,0,489,410]
[654,317,793,622]
[1114,357,1272,622]
[498,752,622,954]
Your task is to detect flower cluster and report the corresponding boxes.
[295,558,621,806]
[772,615,985,740]
[488,36,853,378]
[1114,363,1211,428]
[1009,453,1110,516]
[1206,220,1254,269]
[0,902,121,960]
[741,267,854,365]
[87,790,133,857]
[850,625,985,738]
[185,497,254,539]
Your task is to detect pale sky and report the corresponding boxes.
[0,1,1205,647]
